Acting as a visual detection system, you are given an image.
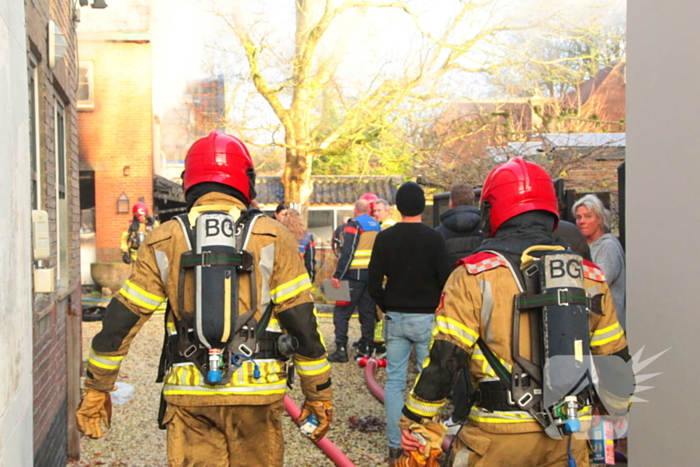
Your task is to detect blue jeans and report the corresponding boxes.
[384,312,435,449]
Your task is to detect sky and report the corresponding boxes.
[78,0,625,151]
[145,0,624,114]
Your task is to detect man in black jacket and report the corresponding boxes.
[435,184,483,268]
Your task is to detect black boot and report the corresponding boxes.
[327,345,349,363]
[356,341,370,359]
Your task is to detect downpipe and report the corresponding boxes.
[359,356,454,453]
[284,395,357,467]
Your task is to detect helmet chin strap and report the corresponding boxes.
[481,200,493,237]
[246,167,257,201]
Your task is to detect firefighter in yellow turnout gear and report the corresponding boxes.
[77,132,332,467]
[120,202,157,264]
[399,158,632,467]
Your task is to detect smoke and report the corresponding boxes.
[150,0,230,115]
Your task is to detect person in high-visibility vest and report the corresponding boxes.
[327,197,381,363]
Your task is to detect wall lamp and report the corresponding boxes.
[117,192,130,214]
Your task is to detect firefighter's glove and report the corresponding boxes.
[76,389,113,439]
[399,416,447,465]
[121,251,132,264]
[298,400,332,441]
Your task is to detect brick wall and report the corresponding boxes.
[564,159,622,194]
[33,301,68,465]
[26,0,82,464]
[78,38,153,263]
[34,398,68,467]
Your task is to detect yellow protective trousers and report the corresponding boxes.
[448,424,590,467]
[163,400,285,467]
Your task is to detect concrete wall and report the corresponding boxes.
[627,2,700,466]
[0,0,35,465]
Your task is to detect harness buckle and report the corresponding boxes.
[201,250,211,267]
[557,288,569,306]
[183,344,198,358]
[518,393,533,407]
[507,390,515,406]
[238,344,253,356]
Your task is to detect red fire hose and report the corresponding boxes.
[360,357,454,452]
[284,396,356,467]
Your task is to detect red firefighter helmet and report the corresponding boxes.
[359,193,378,215]
[183,131,255,202]
[480,157,559,237]
[132,202,148,217]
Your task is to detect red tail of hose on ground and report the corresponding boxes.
[283,396,356,467]
[361,357,454,452]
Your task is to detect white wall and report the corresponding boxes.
[628,2,700,465]
[0,0,34,466]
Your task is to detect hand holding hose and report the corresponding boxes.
[298,400,333,441]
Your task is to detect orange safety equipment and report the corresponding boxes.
[132,202,149,217]
[183,131,256,202]
[480,157,559,237]
[76,389,113,439]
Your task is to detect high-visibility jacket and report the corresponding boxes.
[86,192,331,407]
[380,218,397,230]
[405,247,627,434]
[333,214,380,282]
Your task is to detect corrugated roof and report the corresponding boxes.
[154,174,405,206]
[256,175,404,205]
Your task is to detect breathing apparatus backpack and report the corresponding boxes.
[477,248,604,438]
[168,208,273,386]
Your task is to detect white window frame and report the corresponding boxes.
[28,54,41,210]
[55,102,69,288]
[77,61,94,110]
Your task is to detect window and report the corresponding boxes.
[55,103,69,288]
[28,55,40,210]
[77,61,94,110]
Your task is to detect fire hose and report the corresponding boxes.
[359,356,454,453]
[284,395,356,467]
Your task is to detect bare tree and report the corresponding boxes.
[205,0,520,212]
[413,13,626,191]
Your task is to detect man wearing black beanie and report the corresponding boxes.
[368,181,452,464]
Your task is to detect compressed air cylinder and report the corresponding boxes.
[540,251,592,402]
[194,212,240,351]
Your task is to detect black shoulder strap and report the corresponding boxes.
[476,337,512,389]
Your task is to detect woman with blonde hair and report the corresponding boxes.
[280,208,317,281]
[573,194,626,329]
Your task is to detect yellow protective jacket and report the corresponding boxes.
[86,193,331,407]
[405,247,627,434]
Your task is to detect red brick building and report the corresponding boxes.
[78,9,154,263]
[427,59,627,194]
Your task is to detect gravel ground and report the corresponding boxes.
[68,311,428,467]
